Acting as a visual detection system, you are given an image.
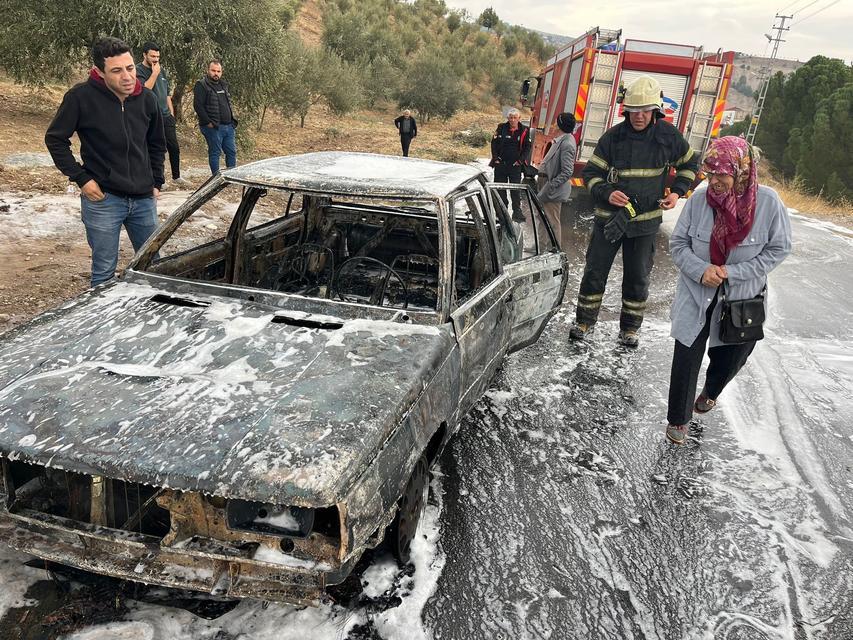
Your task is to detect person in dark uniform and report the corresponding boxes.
[394,109,417,157]
[490,108,531,220]
[136,42,186,188]
[571,75,699,348]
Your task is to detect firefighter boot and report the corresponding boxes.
[569,322,595,341]
[618,329,640,348]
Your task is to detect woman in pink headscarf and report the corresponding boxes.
[665,136,792,444]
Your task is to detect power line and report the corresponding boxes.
[791,0,823,14]
[791,0,842,26]
[778,0,810,12]
[747,14,793,144]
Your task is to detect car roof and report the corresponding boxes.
[223,152,485,200]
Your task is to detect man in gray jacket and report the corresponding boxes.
[536,113,577,248]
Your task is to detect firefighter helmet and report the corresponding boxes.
[622,75,664,113]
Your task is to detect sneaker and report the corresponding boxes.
[173,177,191,188]
[666,424,687,445]
[618,329,639,348]
[569,322,594,341]
[694,391,716,414]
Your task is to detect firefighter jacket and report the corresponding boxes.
[581,118,698,237]
[491,122,531,167]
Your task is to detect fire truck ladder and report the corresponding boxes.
[578,50,621,162]
[684,61,725,157]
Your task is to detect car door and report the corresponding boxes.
[486,183,568,352]
[447,189,513,414]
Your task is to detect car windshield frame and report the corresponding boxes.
[127,175,454,323]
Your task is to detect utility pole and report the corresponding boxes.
[746,14,792,144]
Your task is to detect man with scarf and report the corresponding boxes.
[665,136,792,444]
[572,75,699,347]
[45,37,166,288]
[194,59,238,174]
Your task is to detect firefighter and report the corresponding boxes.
[490,108,532,221]
[570,75,699,348]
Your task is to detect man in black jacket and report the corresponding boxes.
[490,108,531,220]
[193,60,237,174]
[45,37,166,288]
[394,109,417,157]
[571,75,699,348]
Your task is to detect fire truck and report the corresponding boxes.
[524,27,735,188]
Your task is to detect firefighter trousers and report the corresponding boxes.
[574,224,656,331]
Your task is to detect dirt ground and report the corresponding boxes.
[0,75,497,335]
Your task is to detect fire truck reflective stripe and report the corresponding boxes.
[618,168,666,178]
[676,169,697,181]
[675,148,695,166]
[594,208,663,222]
[588,154,609,170]
[586,177,604,190]
[575,84,589,122]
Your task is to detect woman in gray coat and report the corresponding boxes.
[666,137,792,444]
[537,112,577,248]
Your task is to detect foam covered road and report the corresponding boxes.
[423,204,853,639]
[1,203,851,640]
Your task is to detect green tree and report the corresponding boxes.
[795,82,853,202]
[0,0,290,123]
[273,34,363,128]
[478,7,499,30]
[446,11,462,33]
[396,46,464,121]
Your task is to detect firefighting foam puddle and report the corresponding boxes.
[0,547,42,618]
[54,471,446,640]
[0,191,230,243]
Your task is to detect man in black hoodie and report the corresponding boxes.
[45,37,166,288]
[193,60,238,174]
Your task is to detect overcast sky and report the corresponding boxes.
[445,0,851,63]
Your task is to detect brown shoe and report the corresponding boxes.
[694,392,716,414]
[666,424,687,445]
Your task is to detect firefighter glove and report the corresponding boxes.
[603,201,638,244]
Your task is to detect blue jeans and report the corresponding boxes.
[200,123,237,174]
[80,193,158,287]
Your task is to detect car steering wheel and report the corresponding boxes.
[334,256,409,309]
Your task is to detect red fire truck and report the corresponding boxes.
[525,27,735,188]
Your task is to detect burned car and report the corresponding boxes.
[0,152,567,603]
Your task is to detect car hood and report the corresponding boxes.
[0,281,455,505]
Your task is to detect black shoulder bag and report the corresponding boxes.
[718,282,766,344]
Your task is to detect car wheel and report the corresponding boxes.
[388,454,429,565]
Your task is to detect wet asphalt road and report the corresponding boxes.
[423,201,853,639]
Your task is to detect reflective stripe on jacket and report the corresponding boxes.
[582,119,699,237]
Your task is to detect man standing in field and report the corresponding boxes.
[136,41,186,188]
[394,109,418,157]
[45,37,165,288]
[194,59,238,174]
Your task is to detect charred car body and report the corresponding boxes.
[0,152,568,603]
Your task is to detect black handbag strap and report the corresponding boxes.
[720,280,767,302]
